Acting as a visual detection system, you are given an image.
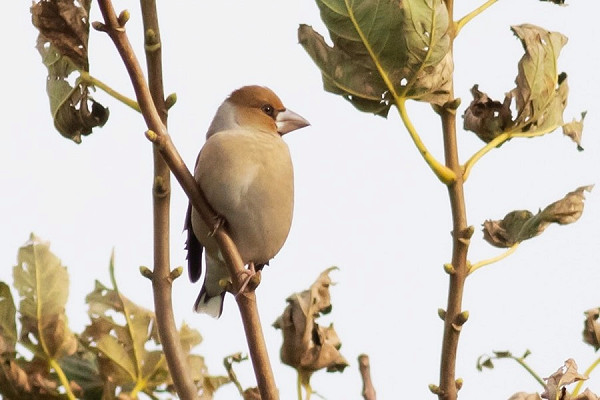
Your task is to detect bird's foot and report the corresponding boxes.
[235,262,262,297]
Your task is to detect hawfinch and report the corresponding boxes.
[185,85,309,318]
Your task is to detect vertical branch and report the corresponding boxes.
[139,1,198,399]
[437,1,472,399]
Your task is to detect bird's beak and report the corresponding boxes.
[276,108,310,135]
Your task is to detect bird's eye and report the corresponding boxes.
[261,104,275,117]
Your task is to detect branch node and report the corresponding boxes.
[170,266,183,280]
[145,129,162,146]
[455,378,464,391]
[458,237,471,246]
[464,225,475,239]
[91,21,107,32]
[145,29,161,52]
[443,263,456,275]
[454,310,470,327]
[165,93,178,110]
[437,308,447,320]
[139,266,153,280]
[153,175,169,198]
[428,384,443,395]
[444,98,462,112]
[117,9,130,27]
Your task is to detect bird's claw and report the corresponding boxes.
[208,215,225,237]
[235,262,262,297]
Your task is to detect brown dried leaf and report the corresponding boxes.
[31,0,91,69]
[31,0,109,143]
[483,185,593,248]
[464,25,584,145]
[463,85,513,143]
[541,359,587,399]
[0,282,17,354]
[0,356,32,399]
[574,388,600,400]
[273,267,348,376]
[583,308,600,351]
[562,111,586,151]
[508,393,542,400]
[511,24,568,131]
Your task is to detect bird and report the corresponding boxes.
[185,85,310,318]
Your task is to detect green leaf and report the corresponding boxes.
[31,0,109,143]
[0,282,17,353]
[12,234,77,360]
[299,0,452,116]
[483,185,593,248]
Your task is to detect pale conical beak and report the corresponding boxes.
[276,108,310,135]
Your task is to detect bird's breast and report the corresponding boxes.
[193,129,294,264]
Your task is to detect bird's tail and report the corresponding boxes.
[193,252,229,318]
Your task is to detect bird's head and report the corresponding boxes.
[207,85,310,138]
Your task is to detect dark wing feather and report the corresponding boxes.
[185,202,204,283]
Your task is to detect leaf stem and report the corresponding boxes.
[571,356,600,396]
[462,125,560,181]
[79,70,140,112]
[49,358,77,400]
[455,0,498,35]
[512,355,546,388]
[468,243,520,275]
[397,100,456,184]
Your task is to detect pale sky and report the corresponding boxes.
[2,1,600,399]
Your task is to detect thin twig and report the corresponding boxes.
[94,1,278,398]
[468,243,520,275]
[79,70,140,112]
[397,99,456,184]
[455,0,498,35]
[358,354,376,400]
[462,125,559,181]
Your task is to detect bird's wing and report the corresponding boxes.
[185,202,204,283]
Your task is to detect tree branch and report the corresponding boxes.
[94,1,278,398]
[438,3,471,399]
[358,354,376,400]
[137,1,198,399]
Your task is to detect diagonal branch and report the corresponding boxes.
[94,1,278,399]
